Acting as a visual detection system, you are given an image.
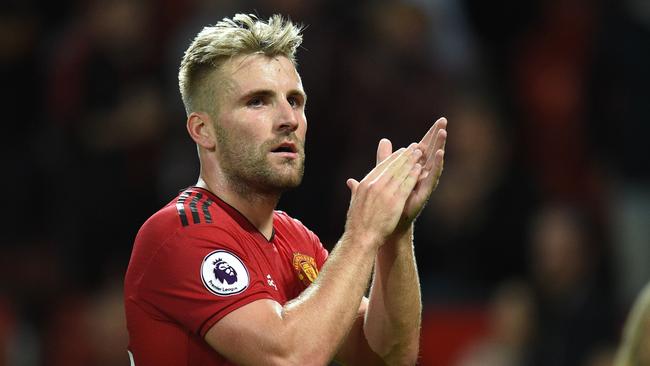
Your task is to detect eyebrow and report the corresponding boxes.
[239,88,308,103]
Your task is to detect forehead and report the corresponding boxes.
[218,54,304,95]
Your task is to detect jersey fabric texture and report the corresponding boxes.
[124,187,328,365]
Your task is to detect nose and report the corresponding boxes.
[275,99,299,133]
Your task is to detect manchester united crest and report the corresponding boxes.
[292,253,319,286]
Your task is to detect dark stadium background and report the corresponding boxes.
[2,0,649,364]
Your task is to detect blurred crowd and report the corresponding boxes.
[2,0,649,364]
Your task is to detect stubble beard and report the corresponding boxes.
[216,128,305,198]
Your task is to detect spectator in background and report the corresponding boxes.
[614,281,650,366]
[588,0,650,308]
[1,1,52,244]
[46,0,169,289]
[416,91,535,301]
[455,279,536,366]
[44,281,129,366]
[527,204,617,366]
[333,0,444,186]
[513,0,601,206]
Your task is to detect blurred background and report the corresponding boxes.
[2,0,649,364]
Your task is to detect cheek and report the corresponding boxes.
[297,115,308,137]
[229,124,267,148]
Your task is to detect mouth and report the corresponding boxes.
[270,141,298,155]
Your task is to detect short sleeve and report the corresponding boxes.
[136,225,276,337]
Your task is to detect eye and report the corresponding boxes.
[247,96,264,108]
[287,95,304,108]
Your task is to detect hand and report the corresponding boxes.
[377,118,447,231]
[344,144,423,247]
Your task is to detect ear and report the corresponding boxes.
[186,112,216,150]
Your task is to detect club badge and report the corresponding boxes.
[201,250,249,296]
[292,253,319,286]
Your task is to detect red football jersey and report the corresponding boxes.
[124,187,328,365]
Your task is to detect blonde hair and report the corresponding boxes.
[178,14,303,116]
[615,282,650,366]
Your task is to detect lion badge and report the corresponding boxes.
[292,253,319,287]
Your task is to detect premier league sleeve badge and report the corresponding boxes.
[201,250,250,296]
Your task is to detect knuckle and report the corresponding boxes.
[367,181,380,193]
[358,180,370,191]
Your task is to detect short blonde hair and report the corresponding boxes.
[178,14,303,115]
[615,282,650,366]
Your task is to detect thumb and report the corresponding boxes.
[346,178,359,195]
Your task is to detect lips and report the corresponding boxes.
[270,141,298,154]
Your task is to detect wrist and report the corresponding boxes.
[388,222,414,243]
[341,227,383,253]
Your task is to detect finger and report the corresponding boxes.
[364,146,407,183]
[417,124,436,151]
[430,149,445,189]
[417,117,445,151]
[398,162,423,198]
[418,117,446,166]
[376,138,393,165]
[381,144,422,188]
[425,128,447,173]
[421,147,445,183]
[434,149,445,178]
[346,178,360,195]
[431,118,447,153]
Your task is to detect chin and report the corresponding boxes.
[273,175,303,191]
[251,159,304,193]
[275,163,304,185]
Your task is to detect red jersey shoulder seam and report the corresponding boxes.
[176,189,218,227]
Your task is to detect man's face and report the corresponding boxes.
[212,54,307,195]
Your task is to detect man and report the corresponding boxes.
[124,14,447,366]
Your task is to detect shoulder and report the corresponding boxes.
[173,188,221,228]
[273,210,308,231]
[273,210,324,250]
[136,188,241,243]
[272,210,329,277]
[273,210,318,240]
[128,189,246,277]
[126,190,254,299]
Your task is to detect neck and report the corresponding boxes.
[196,176,279,240]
